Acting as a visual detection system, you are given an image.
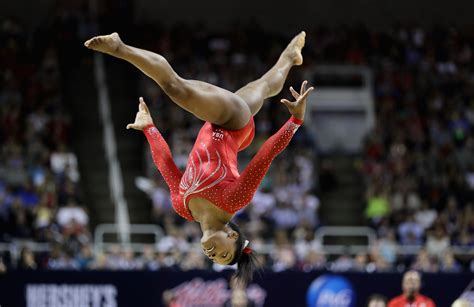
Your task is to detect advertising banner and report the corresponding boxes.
[0,270,471,307]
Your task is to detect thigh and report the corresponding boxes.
[234,81,267,116]
[177,79,252,130]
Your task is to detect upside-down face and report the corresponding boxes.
[201,225,239,265]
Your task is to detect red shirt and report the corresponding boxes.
[144,116,303,220]
[388,294,436,307]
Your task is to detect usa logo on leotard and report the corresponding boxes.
[212,128,224,141]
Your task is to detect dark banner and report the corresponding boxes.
[0,270,472,307]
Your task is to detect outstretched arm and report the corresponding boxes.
[128,97,182,194]
[222,81,314,210]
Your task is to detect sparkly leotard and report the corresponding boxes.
[143,116,303,221]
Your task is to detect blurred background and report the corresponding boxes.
[1,0,474,306]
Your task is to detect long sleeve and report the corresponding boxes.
[222,116,303,211]
[143,125,182,194]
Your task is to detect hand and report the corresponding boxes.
[126,97,154,131]
[280,80,314,121]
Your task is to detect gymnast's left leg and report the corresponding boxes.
[235,31,306,116]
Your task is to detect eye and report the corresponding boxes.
[222,252,228,258]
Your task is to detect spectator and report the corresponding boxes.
[50,143,80,183]
[117,248,142,270]
[398,214,424,246]
[365,188,390,225]
[48,250,79,270]
[354,252,369,272]
[299,249,327,271]
[18,248,37,270]
[139,245,160,271]
[388,271,435,307]
[455,230,474,248]
[33,196,55,230]
[90,252,109,270]
[272,246,297,272]
[271,201,300,230]
[76,244,94,270]
[439,251,462,273]
[181,250,207,270]
[56,200,89,227]
[415,202,437,230]
[425,225,450,259]
[367,248,392,272]
[368,294,387,307]
[411,249,438,273]
[452,299,472,307]
[375,231,398,265]
[330,252,354,272]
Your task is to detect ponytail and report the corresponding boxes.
[227,221,259,286]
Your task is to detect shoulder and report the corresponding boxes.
[388,295,404,306]
[419,294,436,306]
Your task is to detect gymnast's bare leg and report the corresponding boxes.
[235,31,305,115]
[84,31,305,128]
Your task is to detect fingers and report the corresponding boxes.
[138,97,150,113]
[289,81,310,100]
[300,80,308,95]
[299,86,314,101]
[289,87,299,100]
[280,98,293,107]
[126,123,142,130]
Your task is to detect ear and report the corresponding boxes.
[227,228,239,240]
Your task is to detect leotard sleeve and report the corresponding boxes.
[222,116,303,212]
[143,124,182,194]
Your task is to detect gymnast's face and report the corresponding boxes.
[201,227,239,265]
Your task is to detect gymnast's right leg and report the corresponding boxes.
[84,33,251,130]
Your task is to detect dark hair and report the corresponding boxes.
[367,294,387,306]
[227,221,259,286]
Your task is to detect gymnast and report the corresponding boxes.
[85,31,313,284]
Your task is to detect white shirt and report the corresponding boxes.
[57,206,89,226]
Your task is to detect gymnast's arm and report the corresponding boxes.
[128,97,182,193]
[222,116,304,208]
[222,81,313,209]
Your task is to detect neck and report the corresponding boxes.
[196,210,227,235]
[405,293,417,301]
[188,198,232,230]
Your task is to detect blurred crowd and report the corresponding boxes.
[1,0,473,275]
[359,25,474,272]
[0,15,91,270]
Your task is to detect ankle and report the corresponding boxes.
[115,43,128,58]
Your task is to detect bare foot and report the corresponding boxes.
[282,31,306,65]
[84,32,123,56]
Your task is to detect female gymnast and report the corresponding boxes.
[84,31,313,284]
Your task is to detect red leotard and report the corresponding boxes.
[143,116,303,221]
[388,294,436,307]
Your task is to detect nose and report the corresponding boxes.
[209,252,216,259]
